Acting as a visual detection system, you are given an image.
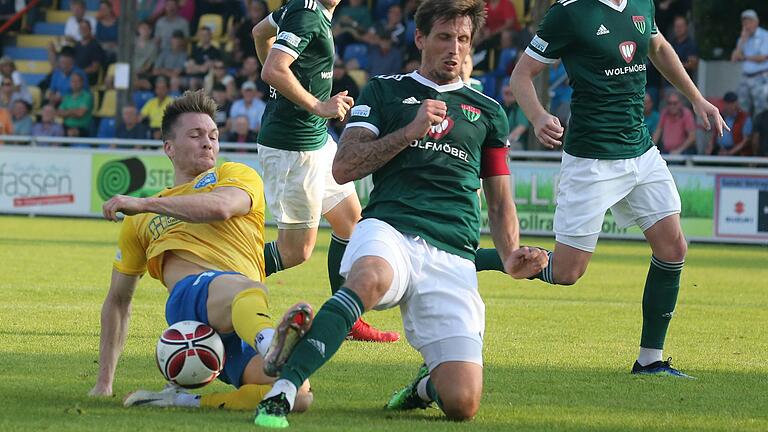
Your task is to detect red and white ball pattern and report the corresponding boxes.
[155,320,225,389]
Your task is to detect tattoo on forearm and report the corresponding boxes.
[336,127,412,180]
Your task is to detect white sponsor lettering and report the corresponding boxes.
[409,140,469,162]
[531,35,549,52]
[351,105,371,118]
[277,31,302,48]
[604,63,646,76]
[321,71,333,79]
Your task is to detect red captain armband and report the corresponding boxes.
[480,146,510,178]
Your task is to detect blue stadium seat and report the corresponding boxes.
[4,47,49,61]
[60,0,100,11]
[33,22,66,36]
[20,72,48,86]
[374,0,400,21]
[494,48,518,77]
[97,118,116,139]
[132,91,154,110]
[343,43,368,70]
[477,74,498,100]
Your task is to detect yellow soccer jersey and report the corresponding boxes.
[113,162,266,285]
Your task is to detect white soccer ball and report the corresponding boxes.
[155,320,225,389]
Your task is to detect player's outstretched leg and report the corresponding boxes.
[386,364,433,410]
[263,302,314,378]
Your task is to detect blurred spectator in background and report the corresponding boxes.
[368,28,403,77]
[234,56,267,98]
[133,21,158,90]
[141,77,173,139]
[136,0,160,23]
[501,84,529,151]
[115,105,150,140]
[644,93,660,136]
[233,0,268,62]
[752,108,768,156]
[331,58,360,101]
[205,59,237,99]
[226,115,259,147]
[368,4,406,49]
[670,15,698,83]
[154,0,189,52]
[333,0,372,57]
[0,107,14,136]
[654,0,692,36]
[196,0,238,31]
[549,61,572,131]
[57,73,93,137]
[0,76,28,109]
[32,104,64,140]
[210,83,231,133]
[732,9,768,117]
[706,92,752,156]
[653,91,696,155]
[186,26,221,90]
[476,0,519,49]
[95,0,119,61]
[73,19,105,86]
[64,0,98,43]
[0,57,32,104]
[46,48,88,106]
[11,100,33,135]
[460,53,482,92]
[153,30,188,81]
[229,81,266,133]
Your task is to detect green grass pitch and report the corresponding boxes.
[0,215,766,431]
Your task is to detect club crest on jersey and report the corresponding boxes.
[461,104,481,122]
[427,116,454,140]
[632,16,646,34]
[619,41,637,64]
[194,172,217,189]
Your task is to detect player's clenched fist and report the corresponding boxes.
[504,246,549,279]
[404,99,447,141]
[313,90,354,119]
[102,195,146,222]
[532,112,564,149]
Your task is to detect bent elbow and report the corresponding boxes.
[332,164,353,185]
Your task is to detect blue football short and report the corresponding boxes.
[165,270,257,388]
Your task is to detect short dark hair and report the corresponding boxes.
[161,90,218,140]
[414,0,486,40]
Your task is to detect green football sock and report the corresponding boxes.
[264,241,283,277]
[328,234,348,294]
[640,256,684,349]
[474,248,505,272]
[279,288,362,389]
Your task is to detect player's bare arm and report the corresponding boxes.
[261,49,354,119]
[333,99,446,183]
[251,17,277,65]
[648,34,728,137]
[483,175,547,279]
[510,55,564,148]
[102,186,252,223]
[89,269,140,397]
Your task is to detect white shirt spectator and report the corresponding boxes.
[65,15,98,42]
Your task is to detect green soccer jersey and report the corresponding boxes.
[258,0,335,151]
[526,0,659,159]
[347,71,510,260]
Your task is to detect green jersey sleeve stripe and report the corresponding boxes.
[525,47,558,64]
[272,43,299,59]
[268,13,277,27]
[346,122,380,136]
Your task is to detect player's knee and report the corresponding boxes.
[291,391,313,413]
[554,267,584,286]
[440,389,480,421]
[280,244,314,268]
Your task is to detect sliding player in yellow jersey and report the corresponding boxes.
[88,90,313,412]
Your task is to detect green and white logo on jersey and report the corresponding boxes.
[461,104,481,122]
[632,16,646,34]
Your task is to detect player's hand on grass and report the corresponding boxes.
[692,97,729,138]
[404,99,447,141]
[103,195,146,221]
[532,113,564,149]
[314,90,354,119]
[88,383,113,397]
[504,246,549,279]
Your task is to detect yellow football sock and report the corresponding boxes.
[200,384,271,411]
[231,287,271,349]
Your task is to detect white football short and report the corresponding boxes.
[339,218,485,372]
[554,146,681,252]
[256,136,356,229]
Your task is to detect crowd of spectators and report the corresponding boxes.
[0,0,766,156]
